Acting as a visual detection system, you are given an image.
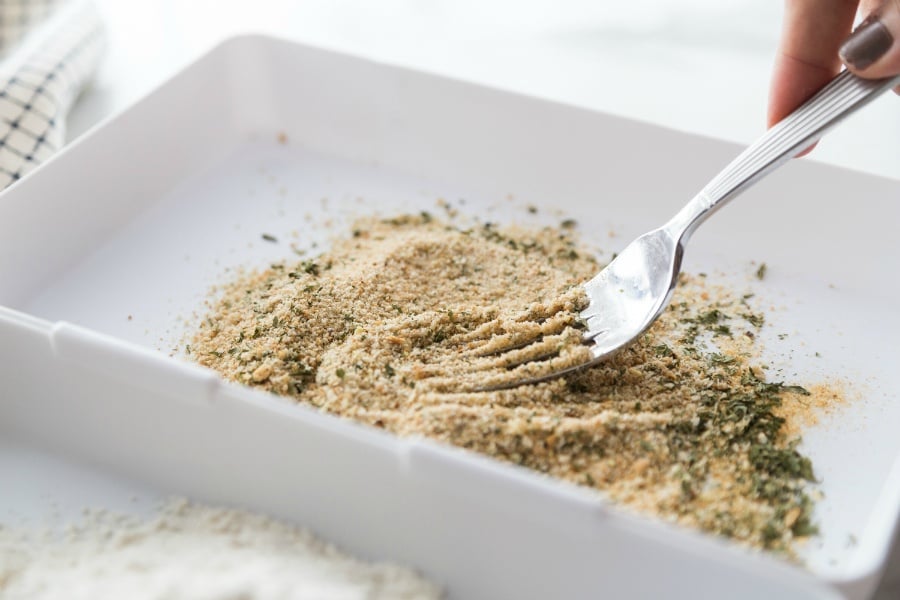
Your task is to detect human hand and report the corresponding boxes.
[768,0,899,153]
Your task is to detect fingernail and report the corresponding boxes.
[840,15,894,70]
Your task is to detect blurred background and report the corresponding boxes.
[69,0,900,181]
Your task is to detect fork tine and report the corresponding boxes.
[582,328,608,342]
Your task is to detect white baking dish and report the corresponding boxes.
[1,35,898,599]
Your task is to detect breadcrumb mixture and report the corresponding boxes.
[191,214,837,554]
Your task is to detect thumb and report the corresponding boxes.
[839,0,900,78]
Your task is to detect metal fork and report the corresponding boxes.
[491,70,900,390]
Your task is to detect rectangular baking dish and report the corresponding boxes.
[1,35,898,599]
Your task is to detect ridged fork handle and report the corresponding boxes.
[666,70,900,241]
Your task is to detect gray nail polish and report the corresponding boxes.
[840,16,894,70]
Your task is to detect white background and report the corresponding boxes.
[69,0,900,181]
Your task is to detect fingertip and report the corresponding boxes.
[794,142,818,158]
[839,8,900,78]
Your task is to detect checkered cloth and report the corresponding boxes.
[0,0,103,189]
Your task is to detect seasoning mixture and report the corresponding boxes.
[191,213,839,554]
[0,499,441,600]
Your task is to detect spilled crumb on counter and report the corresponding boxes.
[190,213,844,556]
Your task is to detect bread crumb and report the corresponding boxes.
[191,214,844,556]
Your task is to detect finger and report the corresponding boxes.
[768,0,860,130]
[840,0,900,77]
[859,0,882,16]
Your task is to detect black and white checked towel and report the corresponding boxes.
[0,0,103,189]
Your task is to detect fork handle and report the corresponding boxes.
[667,70,900,241]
